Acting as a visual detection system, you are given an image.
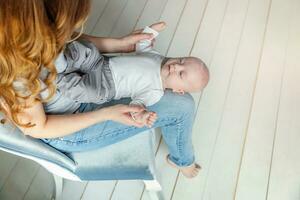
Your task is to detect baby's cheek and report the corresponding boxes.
[169,78,178,88]
[173,79,185,89]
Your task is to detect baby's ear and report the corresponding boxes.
[173,89,185,95]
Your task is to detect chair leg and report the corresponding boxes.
[143,180,164,200]
[144,180,162,191]
[52,174,63,200]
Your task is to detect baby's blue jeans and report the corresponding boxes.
[42,90,196,167]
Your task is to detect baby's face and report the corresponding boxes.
[161,57,209,94]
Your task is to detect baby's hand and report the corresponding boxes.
[131,110,157,128]
[149,21,166,32]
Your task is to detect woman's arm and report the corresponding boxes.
[16,100,144,139]
[79,33,152,53]
[79,22,165,53]
[79,35,121,53]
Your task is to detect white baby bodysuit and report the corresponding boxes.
[109,26,165,107]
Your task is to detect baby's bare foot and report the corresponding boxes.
[166,155,201,178]
[146,112,157,127]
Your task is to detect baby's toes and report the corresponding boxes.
[146,120,153,127]
[195,163,201,170]
[191,170,198,178]
[148,117,156,125]
[149,111,157,117]
[149,116,157,124]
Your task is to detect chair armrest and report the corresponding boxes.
[0,118,75,171]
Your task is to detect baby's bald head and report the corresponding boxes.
[186,57,209,92]
[161,56,209,94]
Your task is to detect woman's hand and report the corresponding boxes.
[105,104,146,127]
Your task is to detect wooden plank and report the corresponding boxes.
[154,0,188,55]
[110,180,144,200]
[110,0,148,38]
[0,151,19,190]
[61,180,87,200]
[265,0,300,199]
[23,167,54,200]
[80,181,116,200]
[85,0,110,34]
[198,0,272,199]
[172,0,256,198]
[234,0,293,199]
[0,158,39,200]
[135,0,169,30]
[167,0,208,57]
[190,0,230,64]
[92,0,129,37]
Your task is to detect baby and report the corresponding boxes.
[54,22,209,127]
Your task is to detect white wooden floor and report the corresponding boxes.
[0,0,300,199]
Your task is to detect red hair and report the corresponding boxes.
[0,0,91,127]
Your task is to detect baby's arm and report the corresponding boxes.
[129,90,163,127]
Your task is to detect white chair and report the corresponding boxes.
[0,115,163,200]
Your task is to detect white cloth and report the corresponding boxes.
[109,26,165,107]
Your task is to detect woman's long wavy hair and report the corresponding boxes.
[0,0,91,127]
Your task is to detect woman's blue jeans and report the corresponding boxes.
[43,90,196,167]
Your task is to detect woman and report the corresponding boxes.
[0,0,200,178]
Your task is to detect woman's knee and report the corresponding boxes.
[153,90,195,116]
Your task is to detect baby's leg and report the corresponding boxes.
[166,155,201,178]
[146,112,157,127]
[148,90,200,178]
